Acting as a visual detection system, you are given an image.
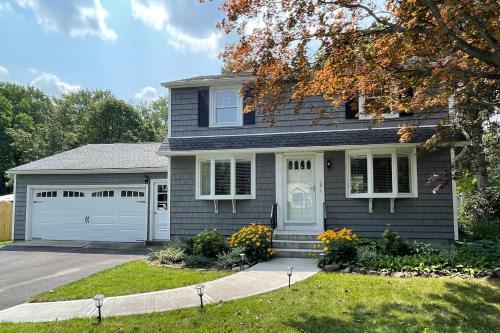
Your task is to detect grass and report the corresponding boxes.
[0,240,12,247]
[29,260,232,302]
[3,273,499,332]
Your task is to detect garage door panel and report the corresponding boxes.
[30,186,147,242]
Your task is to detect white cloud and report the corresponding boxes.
[134,86,158,101]
[0,66,8,76]
[0,2,13,12]
[131,0,222,55]
[16,0,117,41]
[30,72,81,96]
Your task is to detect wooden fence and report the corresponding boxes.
[0,201,12,241]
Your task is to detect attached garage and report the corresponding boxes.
[29,186,148,242]
[8,143,169,243]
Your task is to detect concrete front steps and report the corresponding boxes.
[272,233,323,258]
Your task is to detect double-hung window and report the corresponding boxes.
[358,85,399,120]
[196,154,255,199]
[209,86,243,127]
[346,148,417,198]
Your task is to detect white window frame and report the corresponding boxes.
[345,147,418,198]
[209,85,243,127]
[358,83,400,120]
[196,153,256,200]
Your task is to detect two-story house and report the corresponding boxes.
[7,73,463,255]
[159,73,462,255]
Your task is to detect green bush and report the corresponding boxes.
[381,225,412,256]
[407,241,438,256]
[227,224,273,262]
[215,246,246,270]
[323,239,358,265]
[455,240,500,268]
[184,255,216,268]
[147,244,186,265]
[356,245,379,267]
[459,187,500,240]
[192,230,227,258]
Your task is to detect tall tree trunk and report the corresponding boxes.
[474,143,489,189]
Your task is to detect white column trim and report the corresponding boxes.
[275,153,284,231]
[11,174,16,241]
[450,147,459,241]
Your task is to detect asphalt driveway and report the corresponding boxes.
[0,245,146,310]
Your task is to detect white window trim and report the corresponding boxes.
[345,147,418,198]
[196,153,256,200]
[209,85,243,127]
[358,95,400,120]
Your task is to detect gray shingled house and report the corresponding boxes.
[8,74,463,255]
[159,74,463,255]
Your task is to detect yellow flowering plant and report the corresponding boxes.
[228,223,274,261]
[317,228,359,265]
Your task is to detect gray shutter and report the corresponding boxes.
[243,89,255,125]
[345,98,358,119]
[198,88,209,127]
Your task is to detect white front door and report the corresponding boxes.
[152,180,170,240]
[276,153,324,232]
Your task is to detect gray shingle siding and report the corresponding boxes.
[170,87,448,138]
[170,154,275,238]
[324,149,454,245]
[169,149,454,245]
[13,173,167,240]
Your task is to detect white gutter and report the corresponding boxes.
[6,167,168,176]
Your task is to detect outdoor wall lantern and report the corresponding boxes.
[319,253,326,263]
[93,294,105,322]
[287,266,294,288]
[239,253,247,271]
[143,175,150,184]
[326,160,332,170]
[195,284,205,309]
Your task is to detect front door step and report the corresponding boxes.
[272,233,323,258]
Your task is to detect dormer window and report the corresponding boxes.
[358,86,399,120]
[209,85,243,127]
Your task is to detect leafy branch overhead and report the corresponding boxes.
[214,0,499,188]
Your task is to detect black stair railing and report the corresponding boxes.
[270,203,278,248]
[323,202,327,231]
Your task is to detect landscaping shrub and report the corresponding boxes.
[455,240,500,268]
[407,241,438,256]
[184,255,216,268]
[459,187,500,240]
[215,246,246,270]
[381,225,412,256]
[356,245,379,267]
[192,230,227,258]
[227,224,273,262]
[318,228,358,264]
[147,243,186,265]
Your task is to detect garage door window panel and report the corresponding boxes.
[91,190,115,198]
[36,191,57,198]
[63,191,85,198]
[121,190,145,198]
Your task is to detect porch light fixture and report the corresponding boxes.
[143,175,150,184]
[239,253,247,271]
[326,160,332,169]
[287,266,294,288]
[93,294,105,322]
[195,284,205,309]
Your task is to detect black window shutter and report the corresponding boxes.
[400,87,414,116]
[243,89,255,125]
[198,88,209,127]
[345,98,358,119]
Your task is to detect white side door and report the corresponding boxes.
[152,180,170,240]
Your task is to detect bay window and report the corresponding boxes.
[346,148,417,198]
[196,154,255,199]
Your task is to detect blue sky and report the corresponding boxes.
[0,0,227,102]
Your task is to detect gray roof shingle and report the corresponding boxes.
[159,127,447,153]
[8,143,168,174]
[162,73,253,88]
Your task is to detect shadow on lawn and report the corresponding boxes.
[286,279,500,333]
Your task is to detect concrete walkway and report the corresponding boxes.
[0,258,319,323]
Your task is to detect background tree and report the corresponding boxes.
[0,83,168,194]
[216,0,500,189]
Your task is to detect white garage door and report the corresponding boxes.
[29,186,147,242]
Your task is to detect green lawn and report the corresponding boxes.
[3,273,499,332]
[30,260,232,302]
[0,240,12,247]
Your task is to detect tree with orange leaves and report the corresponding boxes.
[211,0,499,189]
